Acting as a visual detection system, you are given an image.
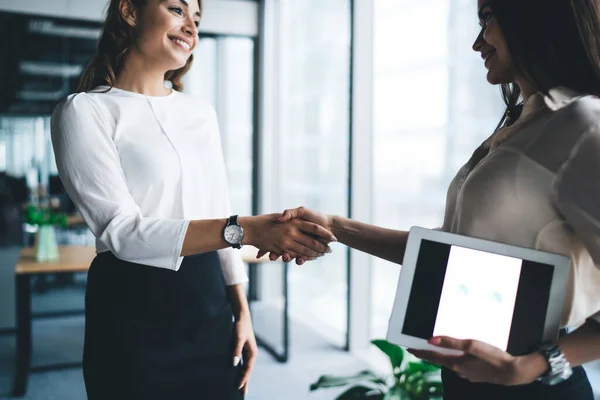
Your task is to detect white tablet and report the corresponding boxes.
[386,226,570,356]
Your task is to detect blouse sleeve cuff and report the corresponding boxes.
[172,220,191,271]
[218,248,249,285]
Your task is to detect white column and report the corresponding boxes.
[347,0,375,353]
[254,0,283,301]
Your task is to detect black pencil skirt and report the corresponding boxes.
[82,251,244,400]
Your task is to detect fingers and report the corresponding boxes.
[232,336,244,370]
[256,249,267,259]
[292,232,332,255]
[239,342,258,394]
[408,349,463,369]
[274,207,303,223]
[297,220,337,242]
[285,241,324,259]
[260,252,312,264]
[429,337,499,361]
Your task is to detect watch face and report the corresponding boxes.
[224,225,243,244]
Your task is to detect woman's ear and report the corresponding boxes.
[119,0,137,28]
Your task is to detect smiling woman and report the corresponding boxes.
[50,0,337,400]
[77,0,203,93]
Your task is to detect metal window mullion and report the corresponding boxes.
[347,0,375,353]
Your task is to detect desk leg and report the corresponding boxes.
[13,275,31,397]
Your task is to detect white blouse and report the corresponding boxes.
[50,86,248,285]
[441,87,600,327]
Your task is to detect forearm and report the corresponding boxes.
[331,216,408,264]
[226,283,251,320]
[180,218,229,256]
[558,320,600,366]
[181,216,259,256]
[516,320,600,384]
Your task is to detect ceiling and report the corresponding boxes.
[0,12,101,115]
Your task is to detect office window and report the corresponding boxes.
[185,37,255,217]
[277,0,351,345]
[370,0,505,338]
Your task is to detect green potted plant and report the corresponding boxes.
[310,339,443,399]
[25,204,67,262]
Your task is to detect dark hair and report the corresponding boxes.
[490,0,600,129]
[77,0,202,93]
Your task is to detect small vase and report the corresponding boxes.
[35,225,60,262]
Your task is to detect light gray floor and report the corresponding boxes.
[0,316,366,400]
[1,283,599,400]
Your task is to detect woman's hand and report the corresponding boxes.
[241,213,335,261]
[255,207,336,265]
[407,336,549,386]
[232,310,258,395]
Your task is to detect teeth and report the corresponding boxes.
[171,38,190,51]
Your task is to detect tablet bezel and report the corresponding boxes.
[386,226,570,355]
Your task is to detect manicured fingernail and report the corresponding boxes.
[239,383,245,389]
[331,236,338,242]
[233,356,240,366]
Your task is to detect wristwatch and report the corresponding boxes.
[535,341,573,385]
[223,215,244,249]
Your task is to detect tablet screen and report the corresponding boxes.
[402,239,554,354]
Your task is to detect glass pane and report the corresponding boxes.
[184,37,254,217]
[370,0,505,338]
[277,0,351,346]
[185,38,217,105]
[219,37,254,217]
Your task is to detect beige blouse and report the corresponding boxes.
[441,87,600,328]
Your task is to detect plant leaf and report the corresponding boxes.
[423,381,444,397]
[371,339,404,368]
[335,385,384,400]
[310,370,383,391]
[382,386,406,400]
[404,361,441,376]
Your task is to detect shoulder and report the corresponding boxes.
[51,91,114,138]
[52,90,109,123]
[554,98,600,185]
[559,95,600,130]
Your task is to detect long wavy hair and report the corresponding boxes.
[489,0,600,130]
[77,0,202,93]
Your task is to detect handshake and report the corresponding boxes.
[243,207,336,265]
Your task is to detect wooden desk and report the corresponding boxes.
[16,246,96,275]
[12,245,269,397]
[16,245,267,275]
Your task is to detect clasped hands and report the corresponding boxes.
[250,206,333,265]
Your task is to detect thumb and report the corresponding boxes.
[233,334,244,367]
[274,208,299,223]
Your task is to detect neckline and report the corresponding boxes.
[96,85,177,99]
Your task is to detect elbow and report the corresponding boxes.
[96,212,145,261]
